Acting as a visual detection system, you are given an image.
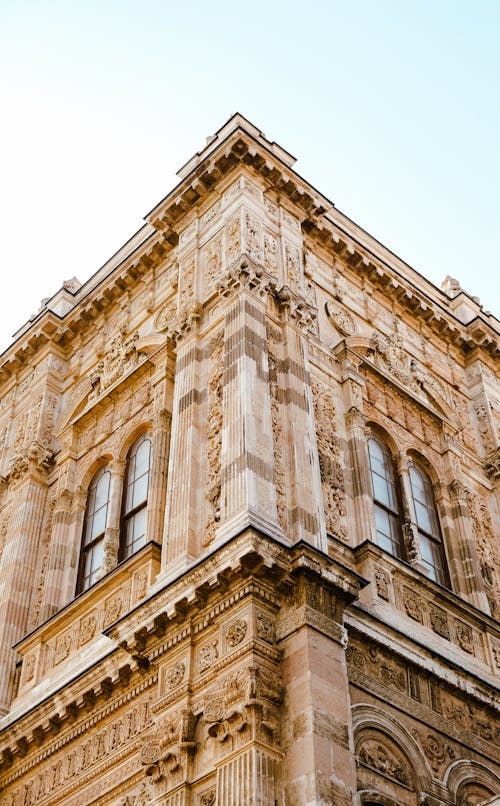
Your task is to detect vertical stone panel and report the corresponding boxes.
[0,474,47,713]
[162,335,206,573]
[217,291,282,542]
[147,409,171,546]
[216,747,281,806]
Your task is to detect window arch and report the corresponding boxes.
[408,463,448,586]
[120,434,152,560]
[77,467,111,593]
[367,436,404,559]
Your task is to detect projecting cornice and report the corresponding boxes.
[0,113,498,382]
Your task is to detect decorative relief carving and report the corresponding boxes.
[429,607,449,639]
[199,788,216,806]
[199,641,219,672]
[154,297,177,333]
[311,380,347,542]
[256,613,275,643]
[346,638,407,694]
[104,594,123,626]
[358,740,409,784]
[205,234,223,290]
[225,214,241,265]
[412,730,455,773]
[267,324,287,530]
[264,196,279,224]
[264,232,278,278]
[165,662,185,691]
[201,200,222,228]
[54,632,73,665]
[245,211,263,263]
[325,300,355,337]
[226,619,247,647]
[79,614,97,646]
[374,567,390,600]
[455,622,474,654]
[179,258,195,312]
[464,488,499,619]
[204,332,224,546]
[284,242,301,293]
[29,495,56,629]
[403,587,423,622]
[89,330,139,400]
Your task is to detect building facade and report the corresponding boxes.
[0,115,498,805]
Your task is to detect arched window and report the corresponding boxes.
[77,467,111,593]
[120,434,152,560]
[367,437,404,559]
[409,464,448,586]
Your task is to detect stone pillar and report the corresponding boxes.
[444,479,489,611]
[38,486,74,622]
[0,463,48,714]
[279,316,326,550]
[100,460,126,576]
[345,407,374,545]
[335,345,374,546]
[216,275,282,543]
[147,408,171,546]
[216,747,281,806]
[278,560,361,805]
[162,330,205,574]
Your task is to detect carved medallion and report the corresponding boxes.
[325,300,355,336]
[226,618,247,647]
[166,661,185,691]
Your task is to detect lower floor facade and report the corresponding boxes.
[0,531,498,806]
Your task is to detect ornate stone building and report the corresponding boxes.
[0,115,498,805]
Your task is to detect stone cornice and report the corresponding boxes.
[1,115,497,386]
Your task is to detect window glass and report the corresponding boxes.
[409,464,448,586]
[120,435,151,560]
[368,437,403,558]
[77,467,110,593]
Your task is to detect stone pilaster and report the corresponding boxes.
[162,330,206,574]
[38,486,73,622]
[147,408,171,546]
[275,304,326,550]
[100,460,126,577]
[278,558,361,806]
[0,466,48,714]
[216,747,281,805]
[216,267,282,543]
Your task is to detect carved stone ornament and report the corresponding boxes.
[455,622,474,654]
[413,730,455,773]
[79,614,97,645]
[226,618,247,647]
[374,567,390,600]
[358,740,409,784]
[199,789,216,806]
[154,298,177,332]
[403,587,423,622]
[199,640,219,671]
[325,300,355,336]
[430,608,450,639]
[89,329,139,399]
[256,613,275,643]
[166,661,186,690]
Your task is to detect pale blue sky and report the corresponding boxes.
[1,1,499,351]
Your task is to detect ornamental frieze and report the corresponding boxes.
[89,330,139,401]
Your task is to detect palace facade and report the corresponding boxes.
[0,115,498,805]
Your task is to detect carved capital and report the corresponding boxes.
[485,446,500,480]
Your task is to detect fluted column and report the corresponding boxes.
[279,320,326,549]
[147,409,171,546]
[345,406,374,544]
[0,470,48,714]
[216,283,282,543]
[216,748,281,806]
[162,331,205,573]
[100,460,125,576]
[444,478,489,611]
[38,486,74,622]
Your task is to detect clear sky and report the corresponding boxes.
[1,1,499,353]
